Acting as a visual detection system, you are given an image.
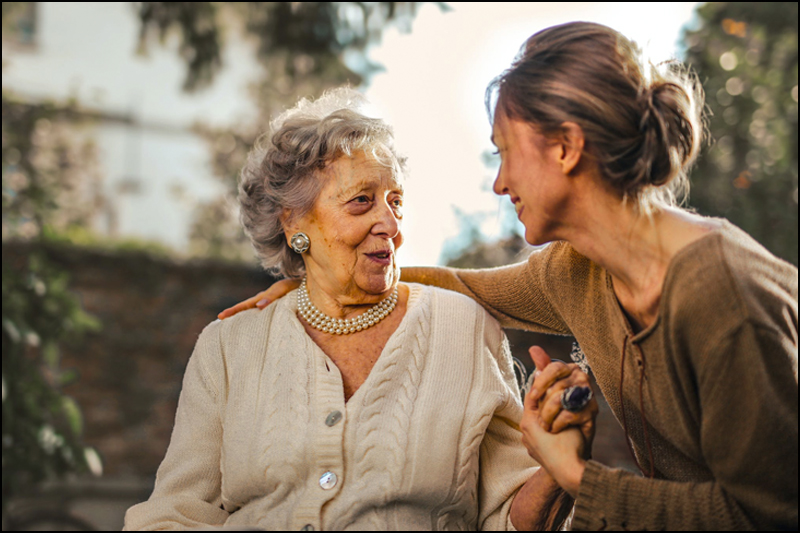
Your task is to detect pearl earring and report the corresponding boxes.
[290,232,310,254]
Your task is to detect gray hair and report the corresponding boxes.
[238,87,406,278]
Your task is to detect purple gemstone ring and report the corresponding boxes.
[561,386,593,412]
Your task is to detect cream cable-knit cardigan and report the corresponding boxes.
[124,284,540,531]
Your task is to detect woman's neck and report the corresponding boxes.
[303,274,397,320]
[561,197,716,330]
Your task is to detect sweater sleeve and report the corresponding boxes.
[476,315,546,531]
[402,245,570,335]
[123,321,230,531]
[572,320,799,531]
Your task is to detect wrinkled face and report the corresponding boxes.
[491,112,571,246]
[291,150,404,302]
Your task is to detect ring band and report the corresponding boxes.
[561,386,593,412]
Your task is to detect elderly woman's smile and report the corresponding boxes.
[290,150,404,313]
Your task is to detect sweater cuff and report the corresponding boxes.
[571,459,617,531]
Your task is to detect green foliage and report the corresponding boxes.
[2,91,105,241]
[683,2,798,265]
[41,224,177,260]
[136,2,223,92]
[2,88,103,511]
[2,251,101,513]
[187,126,256,263]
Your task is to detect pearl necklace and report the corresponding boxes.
[297,278,398,335]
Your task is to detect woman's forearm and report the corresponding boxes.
[401,266,465,291]
[510,468,574,531]
[401,261,570,336]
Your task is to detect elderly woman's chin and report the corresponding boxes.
[356,259,400,296]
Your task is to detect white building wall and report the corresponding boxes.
[2,2,261,251]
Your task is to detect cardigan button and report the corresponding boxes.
[325,410,343,427]
[319,471,338,489]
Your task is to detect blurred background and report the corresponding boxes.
[2,2,797,530]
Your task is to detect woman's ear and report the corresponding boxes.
[557,122,585,176]
[279,209,297,244]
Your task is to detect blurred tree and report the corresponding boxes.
[135,2,441,263]
[445,231,531,270]
[683,2,798,265]
[438,148,526,265]
[136,2,429,93]
[2,91,103,514]
[1,97,106,241]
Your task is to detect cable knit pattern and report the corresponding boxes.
[123,283,540,531]
[338,287,430,530]
[436,318,519,531]
[435,408,494,531]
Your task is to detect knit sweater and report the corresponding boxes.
[123,283,540,531]
[405,219,798,530]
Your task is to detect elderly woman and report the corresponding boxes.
[123,88,591,531]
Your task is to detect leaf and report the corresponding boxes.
[83,447,103,477]
[61,396,82,437]
[42,341,59,369]
[2,319,21,344]
[58,369,78,387]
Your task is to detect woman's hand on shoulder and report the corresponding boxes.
[526,346,598,448]
[217,278,300,320]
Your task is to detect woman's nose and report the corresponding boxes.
[493,168,508,196]
[372,199,401,237]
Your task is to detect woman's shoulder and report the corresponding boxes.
[197,298,287,361]
[664,218,797,337]
[714,219,798,287]
[213,299,283,337]
[526,241,605,291]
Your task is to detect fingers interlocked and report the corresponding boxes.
[525,358,598,442]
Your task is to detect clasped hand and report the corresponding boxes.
[520,346,598,498]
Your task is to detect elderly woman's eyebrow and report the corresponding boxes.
[339,180,404,198]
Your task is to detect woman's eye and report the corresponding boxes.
[491,150,500,156]
[353,195,371,204]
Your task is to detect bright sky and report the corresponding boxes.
[363,2,700,266]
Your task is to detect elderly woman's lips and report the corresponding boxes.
[365,251,392,265]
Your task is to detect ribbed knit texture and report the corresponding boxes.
[405,219,798,530]
[123,284,540,531]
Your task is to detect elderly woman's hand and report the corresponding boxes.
[520,395,586,498]
[217,279,300,320]
[527,346,598,448]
